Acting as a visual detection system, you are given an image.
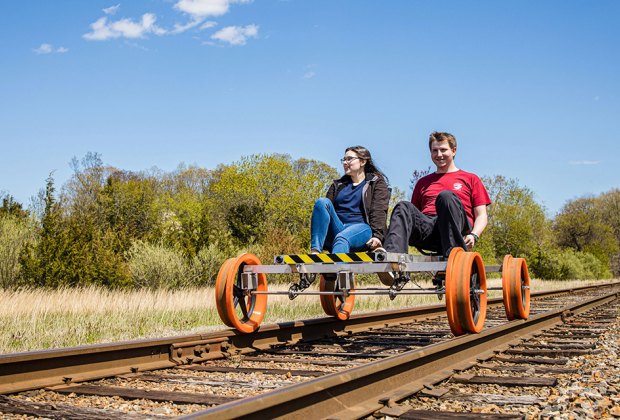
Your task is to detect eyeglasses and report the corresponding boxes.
[340,156,359,164]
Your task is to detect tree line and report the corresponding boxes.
[0,152,618,289]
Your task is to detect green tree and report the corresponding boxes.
[209,154,338,247]
[598,189,620,276]
[0,215,35,288]
[0,195,29,219]
[156,165,213,257]
[553,196,618,269]
[20,174,70,286]
[98,170,161,250]
[482,175,550,261]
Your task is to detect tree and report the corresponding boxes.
[0,195,29,219]
[156,165,213,257]
[553,196,619,269]
[482,175,550,260]
[598,189,620,276]
[0,215,35,288]
[209,154,338,247]
[20,174,70,286]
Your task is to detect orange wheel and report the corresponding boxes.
[501,255,515,320]
[502,256,530,320]
[446,248,487,336]
[445,247,464,336]
[214,253,268,333]
[319,274,355,320]
[215,258,235,327]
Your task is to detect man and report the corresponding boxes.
[379,132,490,275]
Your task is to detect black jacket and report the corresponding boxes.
[325,173,390,243]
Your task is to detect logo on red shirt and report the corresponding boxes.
[453,183,463,191]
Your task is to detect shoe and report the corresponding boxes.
[374,247,387,253]
[377,271,395,286]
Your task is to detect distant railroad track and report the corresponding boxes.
[1,282,619,419]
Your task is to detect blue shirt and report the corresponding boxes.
[334,180,366,224]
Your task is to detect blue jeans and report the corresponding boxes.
[310,198,372,253]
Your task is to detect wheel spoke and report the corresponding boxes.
[239,297,249,318]
[233,284,249,317]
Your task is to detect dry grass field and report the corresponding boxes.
[0,278,603,354]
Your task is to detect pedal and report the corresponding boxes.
[288,273,317,300]
[390,273,410,292]
[432,273,445,300]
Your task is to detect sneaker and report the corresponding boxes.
[377,271,395,286]
[374,247,387,253]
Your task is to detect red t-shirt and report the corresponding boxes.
[411,170,491,227]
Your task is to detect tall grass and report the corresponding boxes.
[0,278,604,354]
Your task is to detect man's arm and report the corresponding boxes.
[464,204,488,250]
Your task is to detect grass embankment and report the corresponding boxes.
[0,279,605,354]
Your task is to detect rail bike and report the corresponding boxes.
[215,248,531,335]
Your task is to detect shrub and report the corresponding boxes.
[531,247,612,280]
[126,241,190,289]
[191,237,240,286]
[0,216,36,289]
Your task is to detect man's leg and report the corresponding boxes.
[435,190,470,257]
[383,201,438,253]
[379,201,436,285]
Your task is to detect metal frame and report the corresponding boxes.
[240,252,501,298]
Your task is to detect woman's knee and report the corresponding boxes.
[314,197,332,209]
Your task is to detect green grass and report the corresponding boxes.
[0,278,606,354]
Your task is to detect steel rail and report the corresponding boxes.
[182,289,620,420]
[0,282,618,395]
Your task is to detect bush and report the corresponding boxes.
[0,216,36,288]
[530,247,612,280]
[191,237,240,286]
[126,241,190,289]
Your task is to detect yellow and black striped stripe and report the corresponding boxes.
[278,252,377,264]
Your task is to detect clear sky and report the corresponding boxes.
[1,1,618,216]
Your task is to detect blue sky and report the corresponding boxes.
[1,0,618,216]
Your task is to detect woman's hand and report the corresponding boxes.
[366,237,382,250]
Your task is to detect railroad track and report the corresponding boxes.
[1,282,619,419]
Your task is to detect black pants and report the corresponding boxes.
[383,191,471,257]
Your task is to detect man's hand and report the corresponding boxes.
[366,237,382,250]
[464,234,476,250]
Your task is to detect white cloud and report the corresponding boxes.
[174,0,252,18]
[211,24,258,45]
[171,17,204,34]
[569,160,600,165]
[200,20,218,30]
[103,4,120,15]
[83,13,165,41]
[34,43,53,54]
[83,1,254,43]
[302,71,315,79]
[33,43,69,54]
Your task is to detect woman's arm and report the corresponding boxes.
[367,177,390,246]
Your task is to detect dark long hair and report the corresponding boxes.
[345,146,389,184]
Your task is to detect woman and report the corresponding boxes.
[311,146,390,254]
